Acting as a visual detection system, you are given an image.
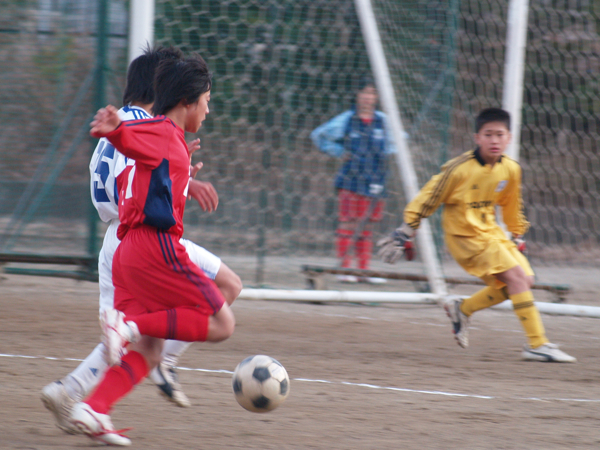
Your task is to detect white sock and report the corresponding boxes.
[161,340,193,367]
[62,343,108,400]
[149,340,193,385]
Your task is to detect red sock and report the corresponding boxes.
[356,231,372,270]
[336,228,354,268]
[128,306,209,342]
[85,350,148,414]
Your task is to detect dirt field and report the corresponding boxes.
[1,272,600,449]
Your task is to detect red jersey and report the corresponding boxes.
[105,116,190,240]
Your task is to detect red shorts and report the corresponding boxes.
[112,226,225,317]
[338,189,384,222]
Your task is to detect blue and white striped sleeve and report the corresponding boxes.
[310,110,353,158]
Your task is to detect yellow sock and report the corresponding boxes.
[510,291,548,349]
[460,287,509,316]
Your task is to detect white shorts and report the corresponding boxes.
[98,220,221,312]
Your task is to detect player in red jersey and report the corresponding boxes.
[68,54,234,446]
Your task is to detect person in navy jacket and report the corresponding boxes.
[311,77,396,283]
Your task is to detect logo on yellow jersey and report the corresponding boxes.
[495,180,508,192]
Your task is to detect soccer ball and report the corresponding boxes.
[232,355,290,413]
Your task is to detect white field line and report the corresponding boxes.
[2,352,599,404]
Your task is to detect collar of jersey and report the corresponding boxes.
[473,147,503,166]
[123,104,152,118]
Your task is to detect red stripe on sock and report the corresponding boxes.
[85,351,148,414]
[130,307,209,342]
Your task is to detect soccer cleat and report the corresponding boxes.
[41,380,79,434]
[522,343,577,363]
[70,402,131,446]
[100,309,140,366]
[336,274,358,283]
[361,276,387,284]
[443,296,470,348]
[151,362,191,408]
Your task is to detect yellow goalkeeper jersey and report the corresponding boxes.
[404,149,529,237]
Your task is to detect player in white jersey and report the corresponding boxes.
[41,46,242,434]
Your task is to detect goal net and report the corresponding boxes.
[1,1,599,289]
[150,0,600,291]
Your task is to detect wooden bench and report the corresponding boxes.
[301,265,571,303]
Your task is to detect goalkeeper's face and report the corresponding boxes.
[474,121,511,164]
[357,85,378,116]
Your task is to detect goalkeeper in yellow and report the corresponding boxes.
[378,108,576,363]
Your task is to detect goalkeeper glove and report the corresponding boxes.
[377,223,416,264]
[512,234,527,254]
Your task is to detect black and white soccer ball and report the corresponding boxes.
[232,355,290,413]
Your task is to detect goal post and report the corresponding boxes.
[128,0,155,63]
[502,0,530,162]
[354,0,448,297]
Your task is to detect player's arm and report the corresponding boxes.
[90,105,165,167]
[377,111,399,155]
[378,167,459,264]
[310,111,353,157]
[498,165,530,237]
[404,167,459,229]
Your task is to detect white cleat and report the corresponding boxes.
[41,380,79,434]
[361,276,387,285]
[70,402,132,446]
[100,309,140,366]
[443,295,470,348]
[150,362,191,408]
[522,343,577,363]
[336,274,358,284]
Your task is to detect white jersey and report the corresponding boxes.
[89,105,152,222]
[89,105,221,312]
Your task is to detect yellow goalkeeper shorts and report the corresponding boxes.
[445,232,534,289]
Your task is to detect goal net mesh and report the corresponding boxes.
[1,1,599,287]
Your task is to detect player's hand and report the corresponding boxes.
[190,161,203,179]
[187,138,201,162]
[90,105,121,138]
[188,179,218,212]
[512,234,527,254]
[377,223,416,264]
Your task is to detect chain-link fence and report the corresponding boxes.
[0,0,128,278]
[1,0,599,287]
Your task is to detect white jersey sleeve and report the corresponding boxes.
[89,105,152,222]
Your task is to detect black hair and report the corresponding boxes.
[122,45,184,106]
[475,108,511,133]
[358,75,376,92]
[151,54,212,116]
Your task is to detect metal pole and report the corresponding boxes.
[88,0,109,260]
[502,0,530,162]
[129,0,155,63]
[354,0,447,297]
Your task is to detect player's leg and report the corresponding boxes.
[150,262,241,405]
[460,286,510,315]
[70,336,163,446]
[149,240,242,406]
[495,252,547,348]
[336,189,358,282]
[355,198,385,283]
[444,286,509,349]
[180,238,243,305]
[495,263,575,362]
[107,229,233,350]
[41,221,120,433]
[443,234,527,349]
